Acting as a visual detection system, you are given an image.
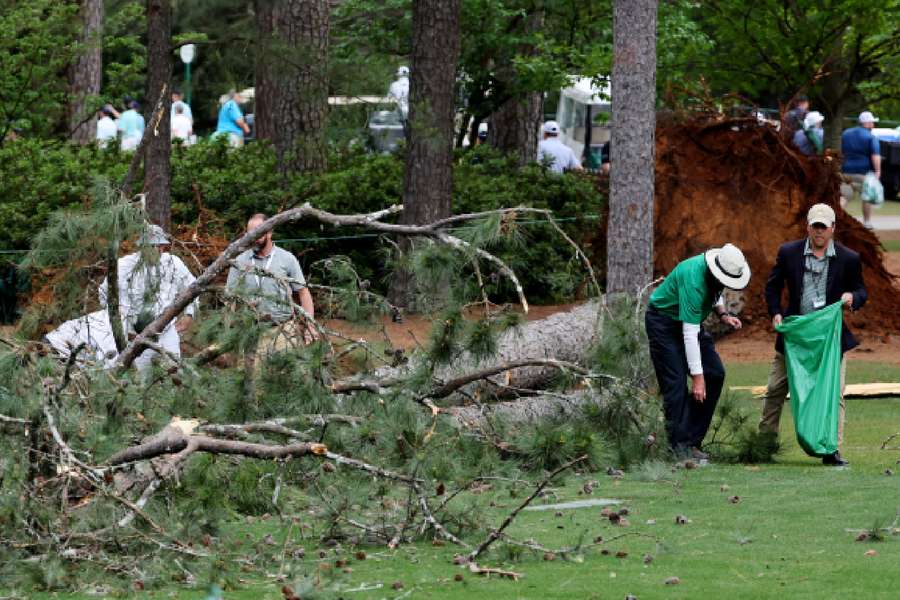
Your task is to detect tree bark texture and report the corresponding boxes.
[606,0,657,295]
[254,0,330,174]
[446,390,600,428]
[389,0,461,307]
[67,0,104,144]
[488,92,543,166]
[144,0,172,230]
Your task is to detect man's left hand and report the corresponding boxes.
[841,292,854,308]
[720,314,742,330]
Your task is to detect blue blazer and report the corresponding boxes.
[764,239,868,354]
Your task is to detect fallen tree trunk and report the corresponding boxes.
[445,389,600,428]
[371,301,602,403]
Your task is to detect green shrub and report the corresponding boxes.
[1,139,605,305]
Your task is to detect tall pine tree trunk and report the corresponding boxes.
[389,0,461,308]
[487,93,543,166]
[67,0,104,144]
[819,72,850,151]
[254,0,329,174]
[144,0,172,230]
[606,0,657,295]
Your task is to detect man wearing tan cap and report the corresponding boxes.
[646,243,751,461]
[760,203,867,466]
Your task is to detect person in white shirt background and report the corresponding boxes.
[95,106,119,149]
[171,89,193,123]
[537,120,583,174]
[170,103,194,145]
[389,66,410,119]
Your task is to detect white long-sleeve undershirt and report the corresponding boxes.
[683,295,726,375]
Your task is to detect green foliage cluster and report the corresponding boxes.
[705,394,781,464]
[0,0,79,139]
[0,0,146,141]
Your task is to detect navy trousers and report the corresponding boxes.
[645,307,725,450]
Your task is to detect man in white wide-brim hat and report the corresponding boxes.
[645,243,751,460]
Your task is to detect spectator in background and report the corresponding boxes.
[389,66,410,119]
[117,100,145,151]
[793,111,824,156]
[215,90,250,147]
[841,111,882,229]
[537,121,582,174]
[600,140,611,174]
[171,103,193,145]
[96,106,119,149]
[784,95,810,137]
[171,89,192,123]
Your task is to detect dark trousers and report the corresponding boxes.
[645,307,725,450]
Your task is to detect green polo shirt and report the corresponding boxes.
[648,254,714,325]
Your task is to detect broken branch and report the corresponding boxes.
[466,454,587,563]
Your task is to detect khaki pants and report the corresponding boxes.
[840,172,865,204]
[759,352,847,446]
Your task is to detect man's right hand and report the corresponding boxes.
[691,374,706,403]
[772,314,783,328]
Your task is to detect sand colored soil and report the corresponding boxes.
[654,116,900,333]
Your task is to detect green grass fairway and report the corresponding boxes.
[19,363,900,600]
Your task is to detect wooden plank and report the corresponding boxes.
[730,383,900,398]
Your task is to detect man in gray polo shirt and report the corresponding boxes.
[226,213,317,347]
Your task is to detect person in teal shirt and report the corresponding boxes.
[117,101,145,151]
[645,243,750,460]
[215,90,250,147]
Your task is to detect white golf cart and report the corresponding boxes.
[555,77,611,170]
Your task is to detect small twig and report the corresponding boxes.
[466,454,587,562]
[544,213,602,299]
[415,485,470,548]
[465,562,523,580]
[324,451,422,485]
[117,478,161,529]
[0,413,28,426]
[881,432,900,450]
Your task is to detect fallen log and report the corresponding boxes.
[367,301,602,404]
[445,390,600,428]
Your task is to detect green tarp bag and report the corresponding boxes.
[775,301,843,457]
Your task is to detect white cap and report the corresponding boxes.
[543,120,560,134]
[397,66,410,77]
[859,111,879,124]
[803,111,824,129]
[807,203,836,227]
[704,243,751,290]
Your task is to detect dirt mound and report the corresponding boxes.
[654,116,900,334]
